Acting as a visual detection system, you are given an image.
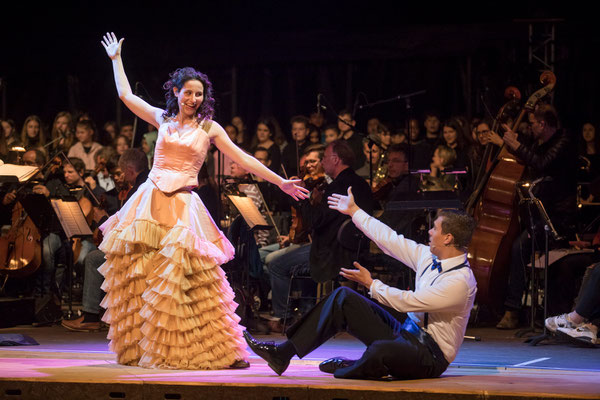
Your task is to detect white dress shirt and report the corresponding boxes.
[351,209,477,363]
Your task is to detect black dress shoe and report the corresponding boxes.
[243,330,290,376]
[319,357,356,374]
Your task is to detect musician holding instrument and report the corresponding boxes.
[266,140,373,332]
[496,104,578,329]
[62,148,149,332]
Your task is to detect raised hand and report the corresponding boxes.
[101,32,124,60]
[280,179,310,201]
[327,186,359,216]
[340,261,373,288]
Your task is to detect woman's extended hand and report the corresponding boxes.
[280,179,310,201]
[101,32,124,60]
[327,187,360,216]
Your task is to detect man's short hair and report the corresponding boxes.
[68,157,86,173]
[25,149,46,166]
[290,115,309,129]
[118,148,148,173]
[387,143,408,158]
[254,146,271,161]
[436,209,476,250]
[329,139,355,168]
[533,103,560,129]
[95,146,116,163]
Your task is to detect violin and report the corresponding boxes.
[371,176,393,201]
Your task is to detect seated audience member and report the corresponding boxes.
[338,110,365,171]
[68,120,102,171]
[49,111,75,153]
[308,124,322,145]
[119,122,134,142]
[420,145,458,191]
[249,119,283,174]
[441,118,469,171]
[355,138,382,182]
[323,124,340,145]
[366,117,380,136]
[282,115,311,177]
[21,115,47,155]
[114,134,130,156]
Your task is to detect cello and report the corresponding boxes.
[467,71,556,315]
[0,201,42,280]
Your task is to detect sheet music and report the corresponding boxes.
[0,162,39,182]
[227,195,270,230]
[50,199,93,238]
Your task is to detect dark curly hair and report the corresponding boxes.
[162,67,215,121]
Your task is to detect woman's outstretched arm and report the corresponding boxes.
[210,121,309,201]
[101,32,163,128]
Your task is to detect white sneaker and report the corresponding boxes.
[557,323,598,346]
[545,313,576,333]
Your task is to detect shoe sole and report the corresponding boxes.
[555,330,598,348]
[61,323,101,333]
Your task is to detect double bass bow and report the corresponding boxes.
[467,71,556,315]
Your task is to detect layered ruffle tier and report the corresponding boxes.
[98,180,248,369]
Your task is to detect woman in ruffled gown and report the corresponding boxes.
[98,32,308,369]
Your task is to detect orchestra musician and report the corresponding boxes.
[266,140,373,333]
[495,104,578,329]
[62,148,149,332]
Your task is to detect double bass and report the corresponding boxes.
[467,71,556,315]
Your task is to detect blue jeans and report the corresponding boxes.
[82,249,106,314]
[35,233,63,296]
[267,243,312,319]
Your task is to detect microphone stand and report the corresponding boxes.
[514,179,562,344]
[357,90,426,192]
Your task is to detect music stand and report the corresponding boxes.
[0,162,38,183]
[226,195,272,332]
[50,198,93,318]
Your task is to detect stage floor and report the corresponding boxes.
[1,324,599,400]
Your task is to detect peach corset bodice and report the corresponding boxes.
[148,120,210,193]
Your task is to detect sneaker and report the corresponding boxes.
[545,313,575,333]
[556,323,598,347]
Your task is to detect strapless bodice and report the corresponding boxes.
[148,121,210,193]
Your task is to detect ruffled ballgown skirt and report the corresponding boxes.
[98,180,249,369]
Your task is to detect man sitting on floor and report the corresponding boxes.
[244,187,477,380]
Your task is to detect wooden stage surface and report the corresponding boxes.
[1,325,599,400]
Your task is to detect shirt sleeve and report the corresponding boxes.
[352,208,428,272]
[369,274,471,313]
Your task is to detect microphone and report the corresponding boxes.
[317,94,326,115]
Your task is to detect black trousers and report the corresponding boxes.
[576,263,600,320]
[286,287,449,380]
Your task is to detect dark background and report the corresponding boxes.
[1,1,598,140]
